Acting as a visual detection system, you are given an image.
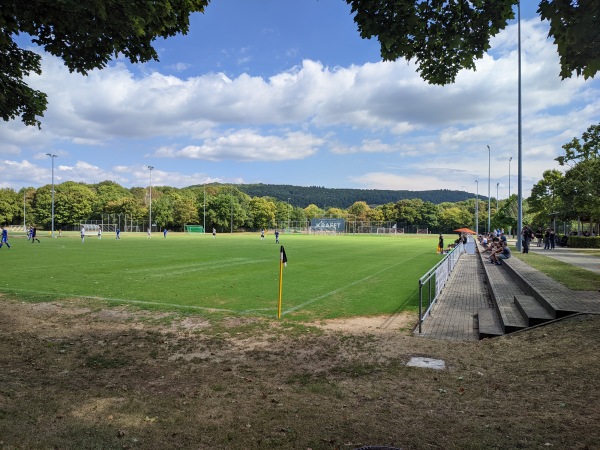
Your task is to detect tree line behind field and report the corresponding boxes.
[2,181,502,234]
[215,184,472,209]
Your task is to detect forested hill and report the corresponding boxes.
[234,184,473,208]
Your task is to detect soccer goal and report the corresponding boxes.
[376,227,398,234]
[184,224,205,234]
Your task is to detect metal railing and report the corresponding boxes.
[417,242,465,333]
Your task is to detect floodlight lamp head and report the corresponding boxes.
[148,165,154,171]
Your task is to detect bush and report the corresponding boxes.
[567,236,600,248]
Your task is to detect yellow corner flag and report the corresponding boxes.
[277,246,287,318]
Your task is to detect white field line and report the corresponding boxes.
[4,257,270,277]
[0,287,240,314]
[281,250,429,316]
[0,254,177,272]
[147,258,271,277]
[123,258,250,275]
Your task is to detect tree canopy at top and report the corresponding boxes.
[1,0,209,128]
[346,0,600,84]
[2,0,599,128]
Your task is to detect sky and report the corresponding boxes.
[1,0,599,201]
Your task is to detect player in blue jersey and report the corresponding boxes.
[31,227,40,243]
[0,226,11,249]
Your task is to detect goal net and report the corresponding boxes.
[184,225,204,234]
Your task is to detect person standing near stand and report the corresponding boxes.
[544,229,550,250]
[521,226,532,253]
[536,227,543,247]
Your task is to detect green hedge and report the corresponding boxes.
[567,236,600,248]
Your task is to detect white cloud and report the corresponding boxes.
[350,172,454,191]
[169,62,191,72]
[0,160,50,188]
[154,129,323,161]
[330,139,397,155]
[11,18,587,149]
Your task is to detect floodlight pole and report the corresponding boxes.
[517,0,523,252]
[487,145,491,233]
[287,198,291,231]
[496,182,499,210]
[148,166,154,234]
[23,190,26,231]
[508,156,513,198]
[475,180,479,235]
[203,183,206,234]
[46,153,57,237]
[230,187,233,234]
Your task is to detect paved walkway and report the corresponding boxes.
[414,253,490,341]
[414,245,600,341]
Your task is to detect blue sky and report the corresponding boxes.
[1,0,599,201]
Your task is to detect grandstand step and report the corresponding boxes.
[514,295,555,327]
[477,308,504,339]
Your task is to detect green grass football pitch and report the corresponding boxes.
[0,232,443,321]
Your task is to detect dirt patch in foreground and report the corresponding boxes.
[1,298,599,449]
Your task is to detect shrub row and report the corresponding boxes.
[567,236,600,248]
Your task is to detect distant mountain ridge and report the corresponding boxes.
[234,183,475,208]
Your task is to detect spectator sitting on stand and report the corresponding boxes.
[491,241,512,265]
[489,242,503,264]
[482,241,499,256]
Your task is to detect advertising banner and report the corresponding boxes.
[310,218,345,232]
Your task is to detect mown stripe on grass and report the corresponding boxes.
[281,250,428,316]
[147,258,271,277]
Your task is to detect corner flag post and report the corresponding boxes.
[277,246,287,318]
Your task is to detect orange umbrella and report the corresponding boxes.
[453,227,477,234]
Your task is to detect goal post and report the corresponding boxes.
[184,225,205,234]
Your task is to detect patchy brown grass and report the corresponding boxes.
[1,297,599,449]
